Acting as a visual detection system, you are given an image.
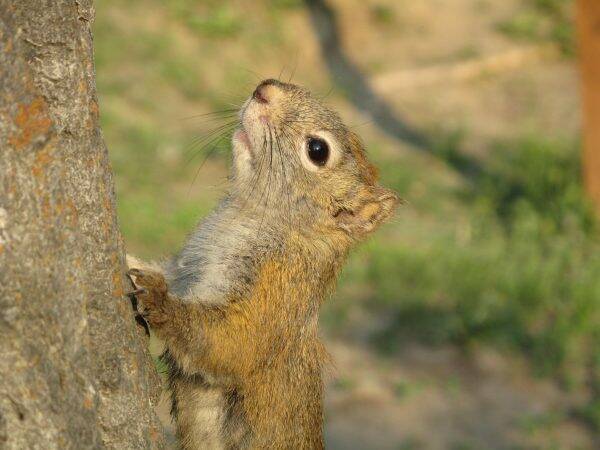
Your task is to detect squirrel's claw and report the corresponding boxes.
[127,288,147,298]
[124,267,169,328]
[127,268,143,277]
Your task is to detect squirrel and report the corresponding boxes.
[127,78,399,449]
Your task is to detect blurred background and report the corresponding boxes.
[94,0,600,448]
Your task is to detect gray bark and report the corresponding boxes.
[0,1,165,448]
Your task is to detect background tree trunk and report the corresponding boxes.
[0,1,164,448]
[577,0,600,215]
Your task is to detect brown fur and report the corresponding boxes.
[131,237,345,448]
[128,79,399,449]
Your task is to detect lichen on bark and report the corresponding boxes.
[0,1,164,448]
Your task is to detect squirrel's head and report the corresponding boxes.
[230,79,399,242]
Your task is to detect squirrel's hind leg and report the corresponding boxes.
[170,377,235,450]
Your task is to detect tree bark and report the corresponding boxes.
[577,0,600,215]
[0,1,164,448]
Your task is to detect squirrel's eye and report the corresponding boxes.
[307,137,329,166]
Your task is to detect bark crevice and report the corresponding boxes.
[0,1,164,448]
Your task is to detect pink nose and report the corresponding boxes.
[253,85,268,104]
[252,79,280,104]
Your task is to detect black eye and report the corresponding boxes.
[307,137,329,166]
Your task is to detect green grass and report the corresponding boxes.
[180,5,244,38]
[498,0,575,55]
[94,0,598,435]
[370,4,396,25]
[332,135,600,426]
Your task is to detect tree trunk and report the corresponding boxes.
[577,0,600,215]
[0,1,164,448]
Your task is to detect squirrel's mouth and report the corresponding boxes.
[232,127,254,158]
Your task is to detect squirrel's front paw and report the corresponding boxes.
[127,268,170,327]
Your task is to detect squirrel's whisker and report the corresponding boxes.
[180,109,239,121]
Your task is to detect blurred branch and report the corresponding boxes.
[373,44,559,92]
[577,0,600,215]
[303,0,483,179]
[303,0,429,149]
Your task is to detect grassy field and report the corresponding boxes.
[95,0,600,447]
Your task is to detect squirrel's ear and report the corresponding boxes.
[335,186,400,236]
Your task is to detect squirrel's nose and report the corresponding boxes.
[252,79,282,104]
[252,85,268,104]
